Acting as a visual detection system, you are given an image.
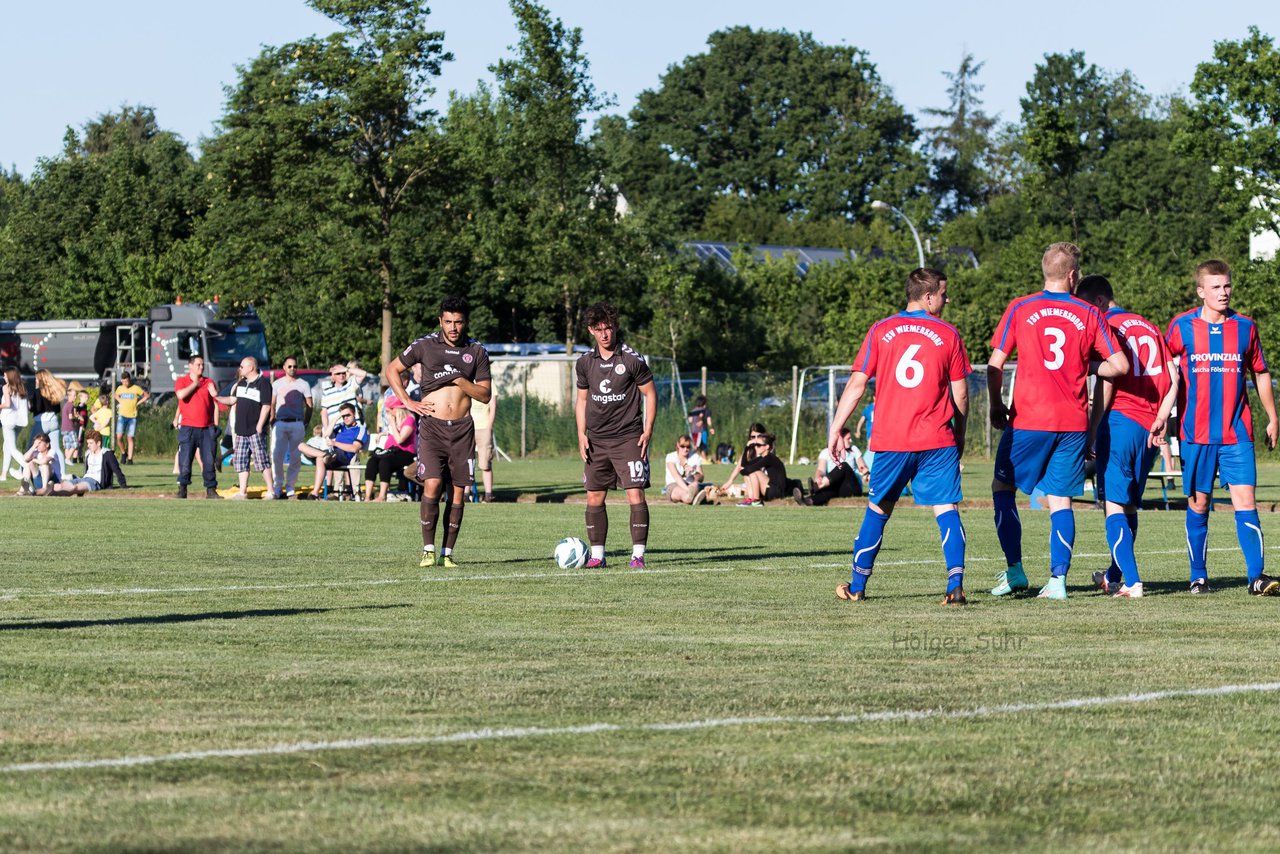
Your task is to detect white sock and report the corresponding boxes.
[423,545,434,553]
[591,546,605,559]
[442,547,452,556]
[632,545,645,558]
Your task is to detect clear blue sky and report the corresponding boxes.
[0,0,1270,178]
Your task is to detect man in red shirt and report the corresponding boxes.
[174,355,221,499]
[987,243,1128,599]
[828,268,972,603]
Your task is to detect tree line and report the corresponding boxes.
[1,2,1278,372]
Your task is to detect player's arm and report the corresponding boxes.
[827,371,869,462]
[575,387,590,462]
[638,380,657,456]
[1149,357,1180,446]
[1094,350,1130,379]
[453,377,492,404]
[949,376,969,455]
[1252,370,1278,450]
[384,356,431,417]
[1088,377,1115,454]
[986,349,1009,430]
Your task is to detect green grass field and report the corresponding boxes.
[4,459,1280,851]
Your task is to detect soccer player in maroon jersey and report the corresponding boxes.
[1077,275,1179,598]
[987,243,1129,600]
[828,268,972,603]
[385,295,492,568]
[575,302,657,569]
[1165,260,1279,595]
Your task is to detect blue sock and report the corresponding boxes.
[849,507,889,593]
[1106,513,1140,587]
[1049,509,1075,578]
[993,491,1021,567]
[1186,509,1209,582]
[936,510,966,593]
[1235,509,1265,583]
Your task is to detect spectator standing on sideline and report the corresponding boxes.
[1077,275,1178,599]
[2,366,30,481]
[112,371,149,463]
[987,243,1127,599]
[385,295,492,566]
[29,370,68,466]
[174,355,221,499]
[320,363,360,435]
[663,434,708,505]
[70,384,89,462]
[215,357,275,500]
[687,395,715,461]
[271,357,311,499]
[89,393,112,443]
[1166,259,1280,596]
[472,384,497,502]
[574,301,656,568]
[831,268,972,603]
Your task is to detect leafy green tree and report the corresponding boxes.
[617,26,925,239]
[0,107,200,320]
[443,0,629,349]
[199,0,451,369]
[922,52,998,218]
[1179,27,1280,248]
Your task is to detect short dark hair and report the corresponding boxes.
[440,295,471,317]
[120,370,132,380]
[1076,274,1113,304]
[906,268,947,303]
[339,403,357,415]
[85,430,102,443]
[1196,259,1231,283]
[748,422,767,436]
[585,302,619,329]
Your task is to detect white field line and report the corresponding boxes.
[2,545,1275,602]
[4,681,1279,775]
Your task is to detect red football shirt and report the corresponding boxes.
[175,375,217,428]
[1104,307,1172,427]
[853,310,970,452]
[990,291,1121,432]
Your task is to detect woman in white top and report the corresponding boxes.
[1,367,30,480]
[663,434,707,505]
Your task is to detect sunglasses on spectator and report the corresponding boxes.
[331,371,347,376]
[284,364,297,369]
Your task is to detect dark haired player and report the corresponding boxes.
[1166,260,1279,595]
[1077,275,1178,599]
[829,268,971,603]
[987,242,1128,600]
[385,295,492,568]
[575,302,657,568]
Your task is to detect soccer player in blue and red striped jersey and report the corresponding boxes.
[986,243,1129,600]
[1165,260,1279,595]
[1078,275,1179,599]
[828,268,971,604]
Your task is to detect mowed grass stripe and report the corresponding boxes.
[6,680,1280,775]
[2,543,1274,602]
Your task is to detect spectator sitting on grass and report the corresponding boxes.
[17,433,61,496]
[297,403,367,499]
[798,427,868,505]
[737,432,787,507]
[50,430,126,495]
[663,434,709,505]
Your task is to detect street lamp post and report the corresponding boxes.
[870,200,925,269]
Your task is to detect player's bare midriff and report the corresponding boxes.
[424,384,473,421]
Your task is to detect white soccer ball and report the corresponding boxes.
[554,536,588,569]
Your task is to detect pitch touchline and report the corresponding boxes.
[4,681,1278,775]
[1,545,1270,601]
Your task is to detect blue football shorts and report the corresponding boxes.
[994,428,1086,497]
[867,445,962,506]
[1097,411,1159,507]
[1181,441,1256,496]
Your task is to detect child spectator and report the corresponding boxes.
[17,433,61,495]
[687,395,715,461]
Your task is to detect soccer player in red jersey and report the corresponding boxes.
[987,243,1129,599]
[828,268,971,603]
[1077,275,1179,599]
[1165,260,1279,595]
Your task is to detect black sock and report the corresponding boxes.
[630,503,649,547]
[420,499,440,548]
[586,505,608,547]
[443,502,464,551]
